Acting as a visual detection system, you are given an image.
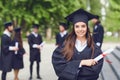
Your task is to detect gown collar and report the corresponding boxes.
[60,30,67,37]
[32,32,38,37]
[3,30,11,37]
[75,39,87,52]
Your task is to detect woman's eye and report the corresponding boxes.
[81,25,86,28]
[75,25,79,28]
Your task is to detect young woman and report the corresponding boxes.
[12,27,25,80]
[52,9,103,80]
[56,22,68,46]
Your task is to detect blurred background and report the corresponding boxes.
[0,0,120,80]
[0,0,119,42]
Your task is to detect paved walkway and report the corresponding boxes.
[0,42,119,80]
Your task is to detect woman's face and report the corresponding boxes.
[33,28,39,33]
[59,25,65,32]
[8,25,13,32]
[74,22,87,38]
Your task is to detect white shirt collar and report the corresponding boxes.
[32,32,38,37]
[75,39,87,52]
[94,25,98,29]
[3,30,11,37]
[60,30,67,37]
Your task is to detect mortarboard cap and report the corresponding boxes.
[65,8,95,25]
[32,24,39,29]
[93,15,99,19]
[14,27,21,32]
[59,22,68,30]
[4,22,13,28]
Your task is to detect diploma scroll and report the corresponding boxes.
[40,41,45,47]
[94,48,114,62]
[15,42,18,54]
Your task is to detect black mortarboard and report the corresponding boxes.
[4,22,13,28]
[14,27,21,32]
[65,8,95,25]
[93,15,99,19]
[59,22,68,30]
[32,24,39,29]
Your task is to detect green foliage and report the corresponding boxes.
[90,0,101,15]
[0,0,119,38]
[0,0,87,37]
[105,0,120,32]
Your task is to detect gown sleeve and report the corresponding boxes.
[55,34,59,45]
[79,46,103,76]
[28,35,34,48]
[1,35,11,55]
[19,48,25,55]
[52,47,81,80]
[98,25,104,43]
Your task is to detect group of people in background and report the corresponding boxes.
[53,8,104,80]
[0,22,43,80]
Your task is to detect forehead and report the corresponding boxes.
[74,22,86,25]
[59,25,64,28]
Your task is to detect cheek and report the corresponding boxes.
[74,27,77,33]
[83,28,87,33]
[9,27,12,30]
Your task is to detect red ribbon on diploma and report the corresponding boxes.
[101,53,107,57]
[101,53,112,64]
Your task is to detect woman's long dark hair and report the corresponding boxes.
[14,31,23,49]
[62,25,95,61]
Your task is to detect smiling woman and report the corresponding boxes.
[74,22,87,39]
[52,8,104,80]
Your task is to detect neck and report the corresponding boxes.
[77,36,86,43]
[5,29,11,33]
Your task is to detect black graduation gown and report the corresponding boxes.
[56,33,68,46]
[93,23,104,48]
[0,34,13,72]
[52,45,103,80]
[28,33,42,62]
[12,39,25,69]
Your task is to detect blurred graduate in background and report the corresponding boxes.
[0,22,18,80]
[55,22,68,47]
[28,24,43,80]
[12,27,26,80]
[92,15,104,48]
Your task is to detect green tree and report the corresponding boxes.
[105,0,120,36]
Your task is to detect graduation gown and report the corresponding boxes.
[56,33,68,46]
[93,23,104,48]
[12,39,25,69]
[28,33,42,62]
[0,34,13,72]
[52,45,103,80]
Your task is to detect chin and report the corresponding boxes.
[77,35,85,38]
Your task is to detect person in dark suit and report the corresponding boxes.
[28,24,43,80]
[52,9,103,80]
[12,27,26,80]
[56,22,68,46]
[92,15,104,48]
[0,22,18,80]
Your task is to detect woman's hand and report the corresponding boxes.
[13,47,19,51]
[80,59,98,67]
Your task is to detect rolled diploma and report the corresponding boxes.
[94,48,114,61]
[40,41,45,47]
[15,42,18,54]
